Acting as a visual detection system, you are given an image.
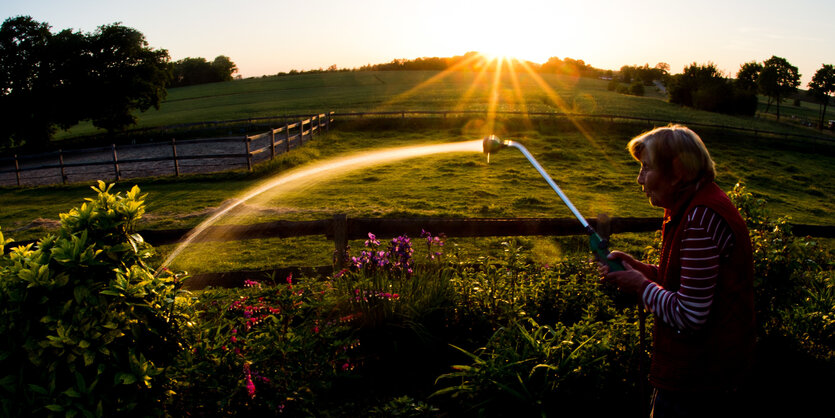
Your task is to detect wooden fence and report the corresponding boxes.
[0,113,333,187]
[132,214,835,289]
[329,110,835,144]
[3,110,833,187]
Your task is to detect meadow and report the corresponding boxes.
[55,70,834,140]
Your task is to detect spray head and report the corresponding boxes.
[483,135,511,155]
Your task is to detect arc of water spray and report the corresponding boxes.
[157,139,485,273]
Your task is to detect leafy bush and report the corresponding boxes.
[729,182,833,365]
[728,183,829,318]
[0,182,184,416]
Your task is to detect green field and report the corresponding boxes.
[57,70,834,140]
[4,71,834,274]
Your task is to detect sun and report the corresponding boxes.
[475,36,524,63]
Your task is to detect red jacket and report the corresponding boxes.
[650,182,755,392]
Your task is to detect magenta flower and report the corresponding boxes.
[244,363,256,399]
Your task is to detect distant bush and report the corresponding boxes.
[629,82,645,96]
[613,81,645,97]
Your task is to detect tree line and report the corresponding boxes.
[0,16,238,149]
[3,15,834,149]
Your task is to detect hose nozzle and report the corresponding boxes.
[483,135,511,155]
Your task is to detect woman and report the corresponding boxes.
[599,125,755,417]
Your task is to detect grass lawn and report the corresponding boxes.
[4,118,833,274]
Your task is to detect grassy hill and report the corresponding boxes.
[57,70,833,140]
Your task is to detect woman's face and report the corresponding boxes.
[637,155,677,209]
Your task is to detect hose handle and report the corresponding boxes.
[589,232,625,272]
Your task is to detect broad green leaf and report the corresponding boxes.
[28,384,48,395]
[115,373,136,385]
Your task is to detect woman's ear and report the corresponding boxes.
[670,156,687,185]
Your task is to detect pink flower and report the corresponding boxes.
[245,375,256,398]
[244,363,256,399]
[231,335,238,343]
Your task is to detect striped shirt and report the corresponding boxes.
[642,206,735,331]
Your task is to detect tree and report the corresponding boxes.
[172,57,215,86]
[211,55,238,81]
[171,55,238,87]
[84,23,172,132]
[667,62,757,116]
[736,61,762,92]
[807,64,835,130]
[0,16,55,146]
[0,16,171,148]
[758,56,800,120]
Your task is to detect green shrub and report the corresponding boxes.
[629,82,645,96]
[0,182,184,417]
[728,183,828,318]
[729,182,833,364]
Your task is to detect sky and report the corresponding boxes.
[2,0,833,86]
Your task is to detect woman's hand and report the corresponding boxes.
[597,251,650,297]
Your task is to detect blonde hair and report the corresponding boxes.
[627,124,716,185]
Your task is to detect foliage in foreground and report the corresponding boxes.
[0,182,184,416]
[1,182,832,417]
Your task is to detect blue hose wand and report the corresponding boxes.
[483,135,624,272]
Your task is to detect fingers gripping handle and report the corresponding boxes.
[589,232,624,272]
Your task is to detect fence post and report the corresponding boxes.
[111,144,121,181]
[333,213,348,270]
[171,139,180,177]
[285,123,291,153]
[299,119,304,145]
[326,111,331,132]
[270,129,276,159]
[245,136,253,172]
[59,149,67,184]
[310,115,316,140]
[14,154,20,186]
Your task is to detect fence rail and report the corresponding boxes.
[329,110,835,143]
[124,215,835,289]
[7,215,833,288]
[0,113,333,187]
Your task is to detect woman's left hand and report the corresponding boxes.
[598,253,650,297]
